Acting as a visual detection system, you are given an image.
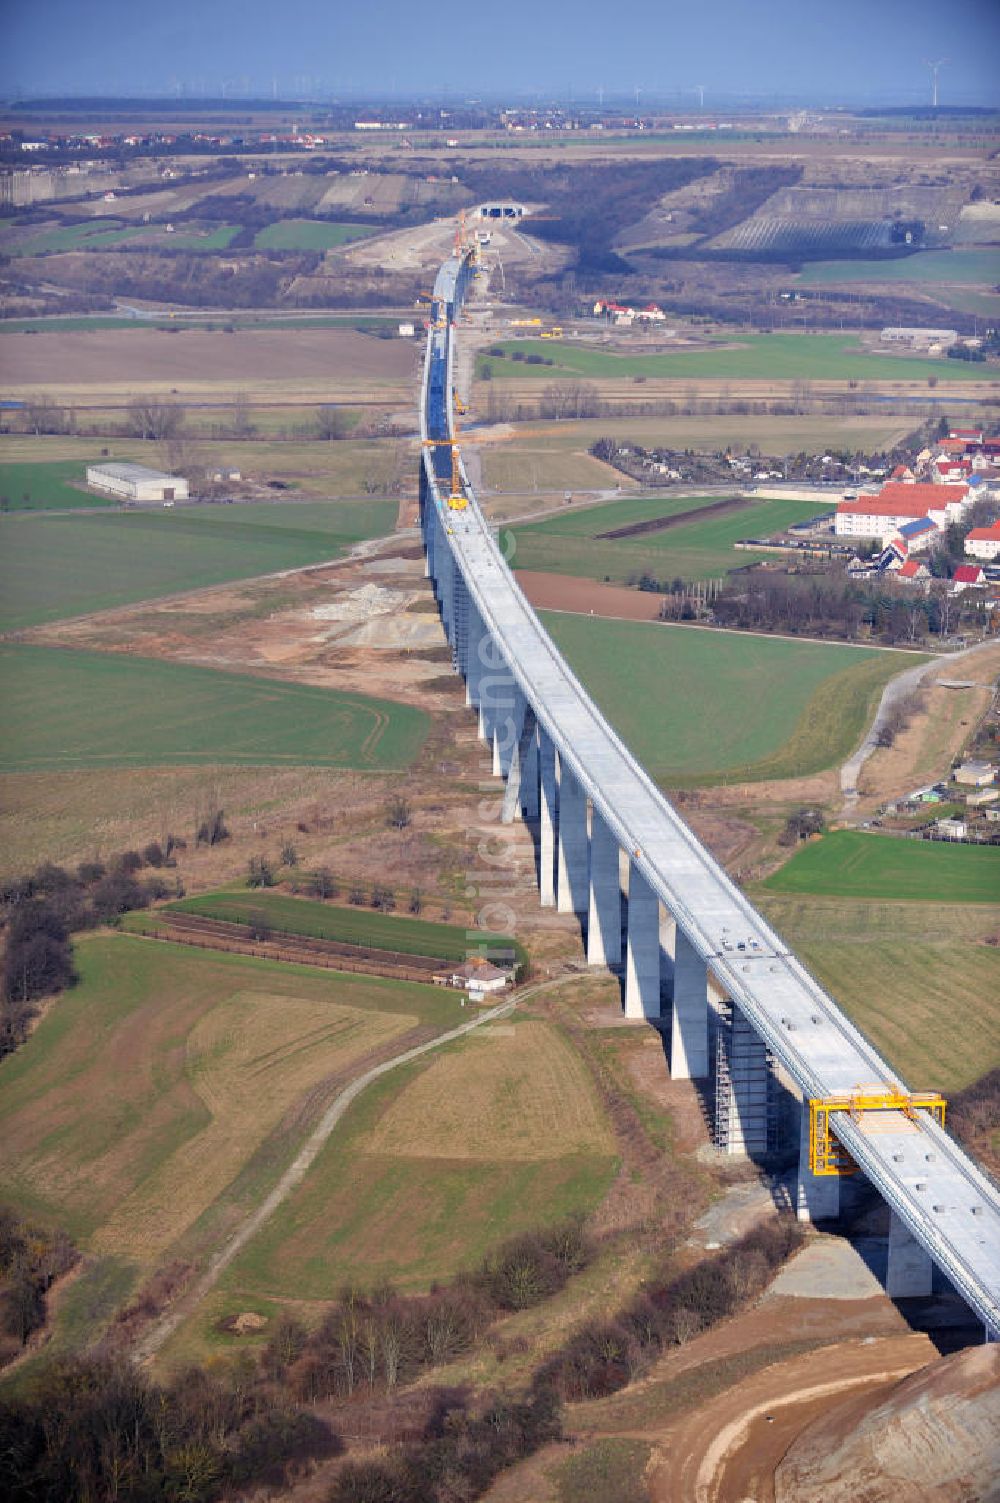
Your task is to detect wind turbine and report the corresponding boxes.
[925,58,947,108]
[693,83,706,109]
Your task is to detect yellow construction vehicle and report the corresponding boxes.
[454,393,468,415]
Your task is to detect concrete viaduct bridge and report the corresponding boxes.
[418,250,1000,1340]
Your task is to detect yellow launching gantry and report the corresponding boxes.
[422,433,468,511]
[809,1085,947,1177]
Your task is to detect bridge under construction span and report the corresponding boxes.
[419,248,1000,1340]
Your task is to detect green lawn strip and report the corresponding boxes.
[798,250,1000,287]
[0,459,111,512]
[507,497,832,583]
[0,314,400,333]
[161,890,524,964]
[254,219,374,250]
[478,334,995,383]
[0,221,239,255]
[0,497,396,629]
[539,613,906,784]
[0,1257,138,1395]
[761,829,1000,902]
[0,645,428,772]
[216,1048,617,1299]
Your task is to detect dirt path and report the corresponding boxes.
[646,1332,935,1503]
[132,994,518,1363]
[839,635,1000,816]
[132,973,589,1366]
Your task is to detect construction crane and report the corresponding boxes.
[809,1085,947,1176]
[421,434,468,510]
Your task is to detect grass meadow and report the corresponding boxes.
[212,1017,617,1302]
[759,895,1000,1093]
[0,938,467,1309]
[0,497,396,629]
[506,494,832,582]
[0,219,240,256]
[159,890,522,963]
[539,613,907,783]
[762,829,1000,903]
[1,646,429,772]
[253,219,374,250]
[0,459,109,512]
[798,249,1000,287]
[478,334,997,384]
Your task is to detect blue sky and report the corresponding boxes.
[3,0,999,104]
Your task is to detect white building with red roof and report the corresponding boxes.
[966,519,1000,562]
[951,563,986,594]
[835,482,971,543]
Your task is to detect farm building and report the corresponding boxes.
[880,327,958,349]
[446,959,510,998]
[954,761,997,788]
[86,462,189,503]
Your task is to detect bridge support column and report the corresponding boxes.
[587,808,621,968]
[478,636,514,775]
[714,1002,770,1155]
[502,704,537,824]
[496,687,525,781]
[538,730,557,907]
[886,1210,933,1297]
[660,912,676,990]
[556,759,589,916]
[452,570,469,674]
[521,724,539,819]
[796,1100,840,1223]
[671,928,709,1079]
[625,860,660,1019]
[466,605,485,709]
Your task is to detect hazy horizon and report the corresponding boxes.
[4,0,999,108]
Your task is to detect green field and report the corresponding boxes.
[160,890,523,963]
[0,937,464,1278]
[507,494,834,582]
[762,829,1000,903]
[539,614,909,784]
[799,249,1000,287]
[0,459,110,512]
[0,219,240,256]
[254,219,374,250]
[0,646,429,772]
[760,896,1000,1093]
[0,497,396,629]
[0,313,400,334]
[479,334,996,384]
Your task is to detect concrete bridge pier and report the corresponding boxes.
[520,725,540,820]
[501,702,537,823]
[671,928,709,1079]
[796,1100,841,1223]
[886,1210,934,1296]
[587,807,622,968]
[556,758,589,916]
[465,604,485,709]
[625,859,661,1019]
[538,730,558,906]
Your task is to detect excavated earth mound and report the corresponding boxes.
[774,1344,1000,1503]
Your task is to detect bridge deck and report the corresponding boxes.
[421,262,1000,1336]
